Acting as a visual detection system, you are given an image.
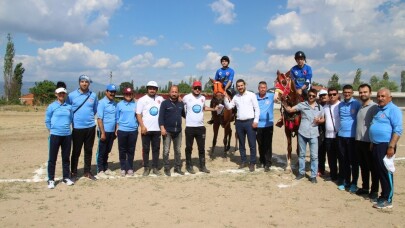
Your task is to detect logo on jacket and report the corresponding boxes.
[149,106,158,116]
[192,105,202,113]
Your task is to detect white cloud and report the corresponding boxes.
[153,58,171,68]
[210,0,236,24]
[203,45,213,50]
[196,51,221,71]
[232,44,256,53]
[134,36,157,46]
[0,0,122,42]
[119,52,154,69]
[169,62,185,69]
[352,49,381,63]
[253,55,294,73]
[182,43,195,50]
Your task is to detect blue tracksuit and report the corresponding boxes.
[290,64,312,90]
[67,89,98,129]
[215,67,235,88]
[256,92,274,128]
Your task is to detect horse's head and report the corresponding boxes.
[210,77,225,95]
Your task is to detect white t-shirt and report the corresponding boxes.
[183,93,205,127]
[324,101,341,139]
[136,95,164,131]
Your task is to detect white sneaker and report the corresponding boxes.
[126,169,134,177]
[97,171,108,179]
[104,169,115,175]
[121,170,126,177]
[48,180,55,189]
[63,178,74,186]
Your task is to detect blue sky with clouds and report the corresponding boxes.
[0,0,404,91]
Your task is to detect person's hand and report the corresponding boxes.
[115,130,118,137]
[297,89,302,95]
[214,105,220,111]
[252,122,258,128]
[141,126,148,135]
[161,128,167,136]
[387,147,395,158]
[100,132,106,141]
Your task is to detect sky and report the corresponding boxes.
[0,0,404,91]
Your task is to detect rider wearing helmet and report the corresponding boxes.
[290,51,312,98]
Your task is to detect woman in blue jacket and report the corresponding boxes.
[45,82,74,189]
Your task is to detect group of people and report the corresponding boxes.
[45,52,402,211]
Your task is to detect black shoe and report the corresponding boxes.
[174,168,185,175]
[295,174,305,180]
[71,172,77,182]
[164,168,171,176]
[207,119,214,125]
[186,166,196,174]
[264,166,270,172]
[310,177,317,183]
[355,188,369,195]
[152,168,161,176]
[200,166,211,173]
[83,172,97,181]
[249,164,255,172]
[238,163,248,169]
[142,167,150,176]
[369,192,378,201]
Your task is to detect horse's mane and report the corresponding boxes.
[275,70,301,106]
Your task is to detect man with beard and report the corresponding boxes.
[159,85,185,176]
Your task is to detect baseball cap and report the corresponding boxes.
[146,81,158,88]
[383,155,395,173]
[78,74,91,82]
[123,87,133,94]
[55,87,68,94]
[319,89,327,97]
[106,84,117,91]
[192,81,202,87]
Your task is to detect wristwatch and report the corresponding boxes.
[388,145,395,149]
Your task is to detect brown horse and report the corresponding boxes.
[274,70,303,172]
[209,78,236,160]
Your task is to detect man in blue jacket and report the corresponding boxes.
[67,75,98,181]
[159,85,185,176]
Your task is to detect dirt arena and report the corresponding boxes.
[0,107,404,227]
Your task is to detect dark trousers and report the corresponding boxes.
[256,126,273,167]
[324,138,339,180]
[48,134,71,180]
[96,131,115,173]
[372,143,394,202]
[142,131,161,168]
[118,130,138,171]
[318,136,327,174]
[71,126,96,174]
[356,140,379,193]
[185,126,206,168]
[235,119,257,164]
[338,137,358,186]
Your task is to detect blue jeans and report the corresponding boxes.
[298,133,318,178]
[235,119,257,164]
[117,130,138,171]
[163,131,182,169]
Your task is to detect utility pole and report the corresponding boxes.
[110,71,112,84]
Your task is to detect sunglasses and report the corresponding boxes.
[308,95,316,98]
[193,87,202,91]
[328,93,337,97]
[108,90,116,94]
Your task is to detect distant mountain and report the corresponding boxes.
[0,80,107,97]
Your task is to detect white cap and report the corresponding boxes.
[383,155,395,173]
[319,89,327,96]
[146,81,158,87]
[55,87,67,94]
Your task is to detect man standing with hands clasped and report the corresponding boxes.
[224,79,260,172]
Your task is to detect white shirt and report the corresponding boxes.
[183,93,205,127]
[136,95,164,131]
[224,90,260,123]
[324,101,341,138]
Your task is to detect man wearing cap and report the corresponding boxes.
[136,81,164,176]
[67,75,98,181]
[183,80,217,174]
[369,88,402,209]
[224,79,260,172]
[96,84,117,179]
[317,89,329,176]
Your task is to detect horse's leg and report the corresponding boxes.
[211,122,220,159]
[285,129,293,173]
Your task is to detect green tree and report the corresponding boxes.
[9,62,25,103]
[327,74,341,90]
[369,75,380,91]
[204,80,213,92]
[119,82,134,95]
[401,70,405,92]
[352,68,363,90]
[29,80,56,105]
[378,72,398,92]
[178,80,191,93]
[137,86,147,94]
[311,81,324,87]
[3,33,15,102]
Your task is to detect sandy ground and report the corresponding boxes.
[0,109,404,227]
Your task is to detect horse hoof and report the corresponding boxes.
[284,167,292,174]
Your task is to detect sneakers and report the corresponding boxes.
[104,169,115,175]
[264,166,270,172]
[355,188,369,196]
[63,178,74,186]
[70,172,77,182]
[337,184,346,191]
[238,163,248,169]
[48,180,55,189]
[174,168,185,175]
[83,172,97,181]
[249,164,255,172]
[120,170,126,177]
[164,168,171,176]
[97,171,108,179]
[127,169,134,177]
[186,166,196,174]
[373,200,393,209]
[200,166,211,173]
[295,174,305,180]
[369,192,378,201]
[349,184,358,193]
[152,168,161,176]
[142,168,150,176]
[310,177,317,184]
